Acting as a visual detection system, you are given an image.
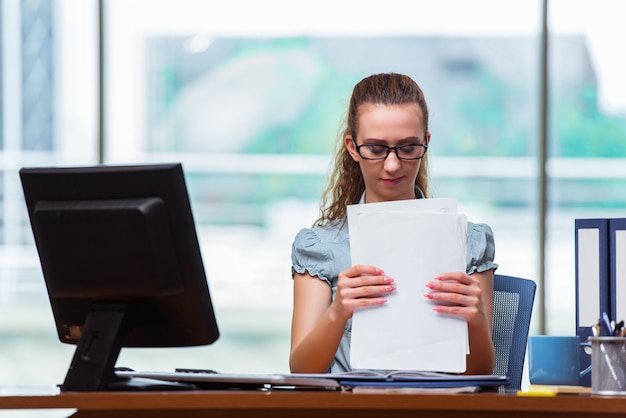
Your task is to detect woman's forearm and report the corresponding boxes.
[289,304,347,373]
[465,318,496,374]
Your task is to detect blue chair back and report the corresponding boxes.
[492,274,536,390]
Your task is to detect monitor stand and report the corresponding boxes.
[61,302,126,392]
[60,302,194,392]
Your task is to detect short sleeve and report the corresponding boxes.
[466,222,499,275]
[291,228,333,286]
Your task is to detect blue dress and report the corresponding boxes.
[290,203,498,373]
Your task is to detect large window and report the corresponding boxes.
[546,0,626,333]
[105,0,542,376]
[0,0,99,384]
[1,0,624,386]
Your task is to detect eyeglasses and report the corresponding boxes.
[352,138,428,161]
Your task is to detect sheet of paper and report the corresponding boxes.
[349,196,458,214]
[347,198,468,373]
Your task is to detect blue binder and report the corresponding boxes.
[574,218,610,386]
[609,218,626,329]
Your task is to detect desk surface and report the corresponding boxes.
[2,388,626,418]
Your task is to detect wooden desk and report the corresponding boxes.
[2,388,626,418]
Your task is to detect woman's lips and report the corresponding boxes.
[381,177,403,186]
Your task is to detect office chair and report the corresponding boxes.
[492,274,537,390]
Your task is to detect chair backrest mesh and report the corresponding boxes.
[492,274,536,390]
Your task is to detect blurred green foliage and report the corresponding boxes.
[151,36,626,224]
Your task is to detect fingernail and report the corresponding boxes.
[376,268,385,275]
[425,282,435,289]
[434,274,444,281]
[424,293,434,299]
[378,298,387,304]
[383,277,394,284]
[385,285,396,292]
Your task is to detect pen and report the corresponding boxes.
[601,312,613,336]
[592,323,600,337]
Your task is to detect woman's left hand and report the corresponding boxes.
[424,272,486,326]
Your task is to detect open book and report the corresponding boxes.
[289,370,509,389]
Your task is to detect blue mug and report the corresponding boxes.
[528,335,592,386]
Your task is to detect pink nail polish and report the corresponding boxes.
[425,282,434,289]
[384,277,395,284]
[424,293,433,299]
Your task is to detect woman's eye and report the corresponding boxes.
[367,146,386,154]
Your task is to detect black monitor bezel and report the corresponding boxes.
[20,163,220,391]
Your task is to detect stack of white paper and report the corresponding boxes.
[347,198,468,373]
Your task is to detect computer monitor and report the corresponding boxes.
[20,163,220,391]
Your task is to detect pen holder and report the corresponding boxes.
[589,337,626,395]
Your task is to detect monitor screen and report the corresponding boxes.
[20,163,220,391]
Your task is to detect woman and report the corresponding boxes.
[290,73,497,375]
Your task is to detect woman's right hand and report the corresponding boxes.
[290,265,394,373]
[332,264,395,320]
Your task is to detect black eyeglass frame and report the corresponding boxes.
[352,137,429,161]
